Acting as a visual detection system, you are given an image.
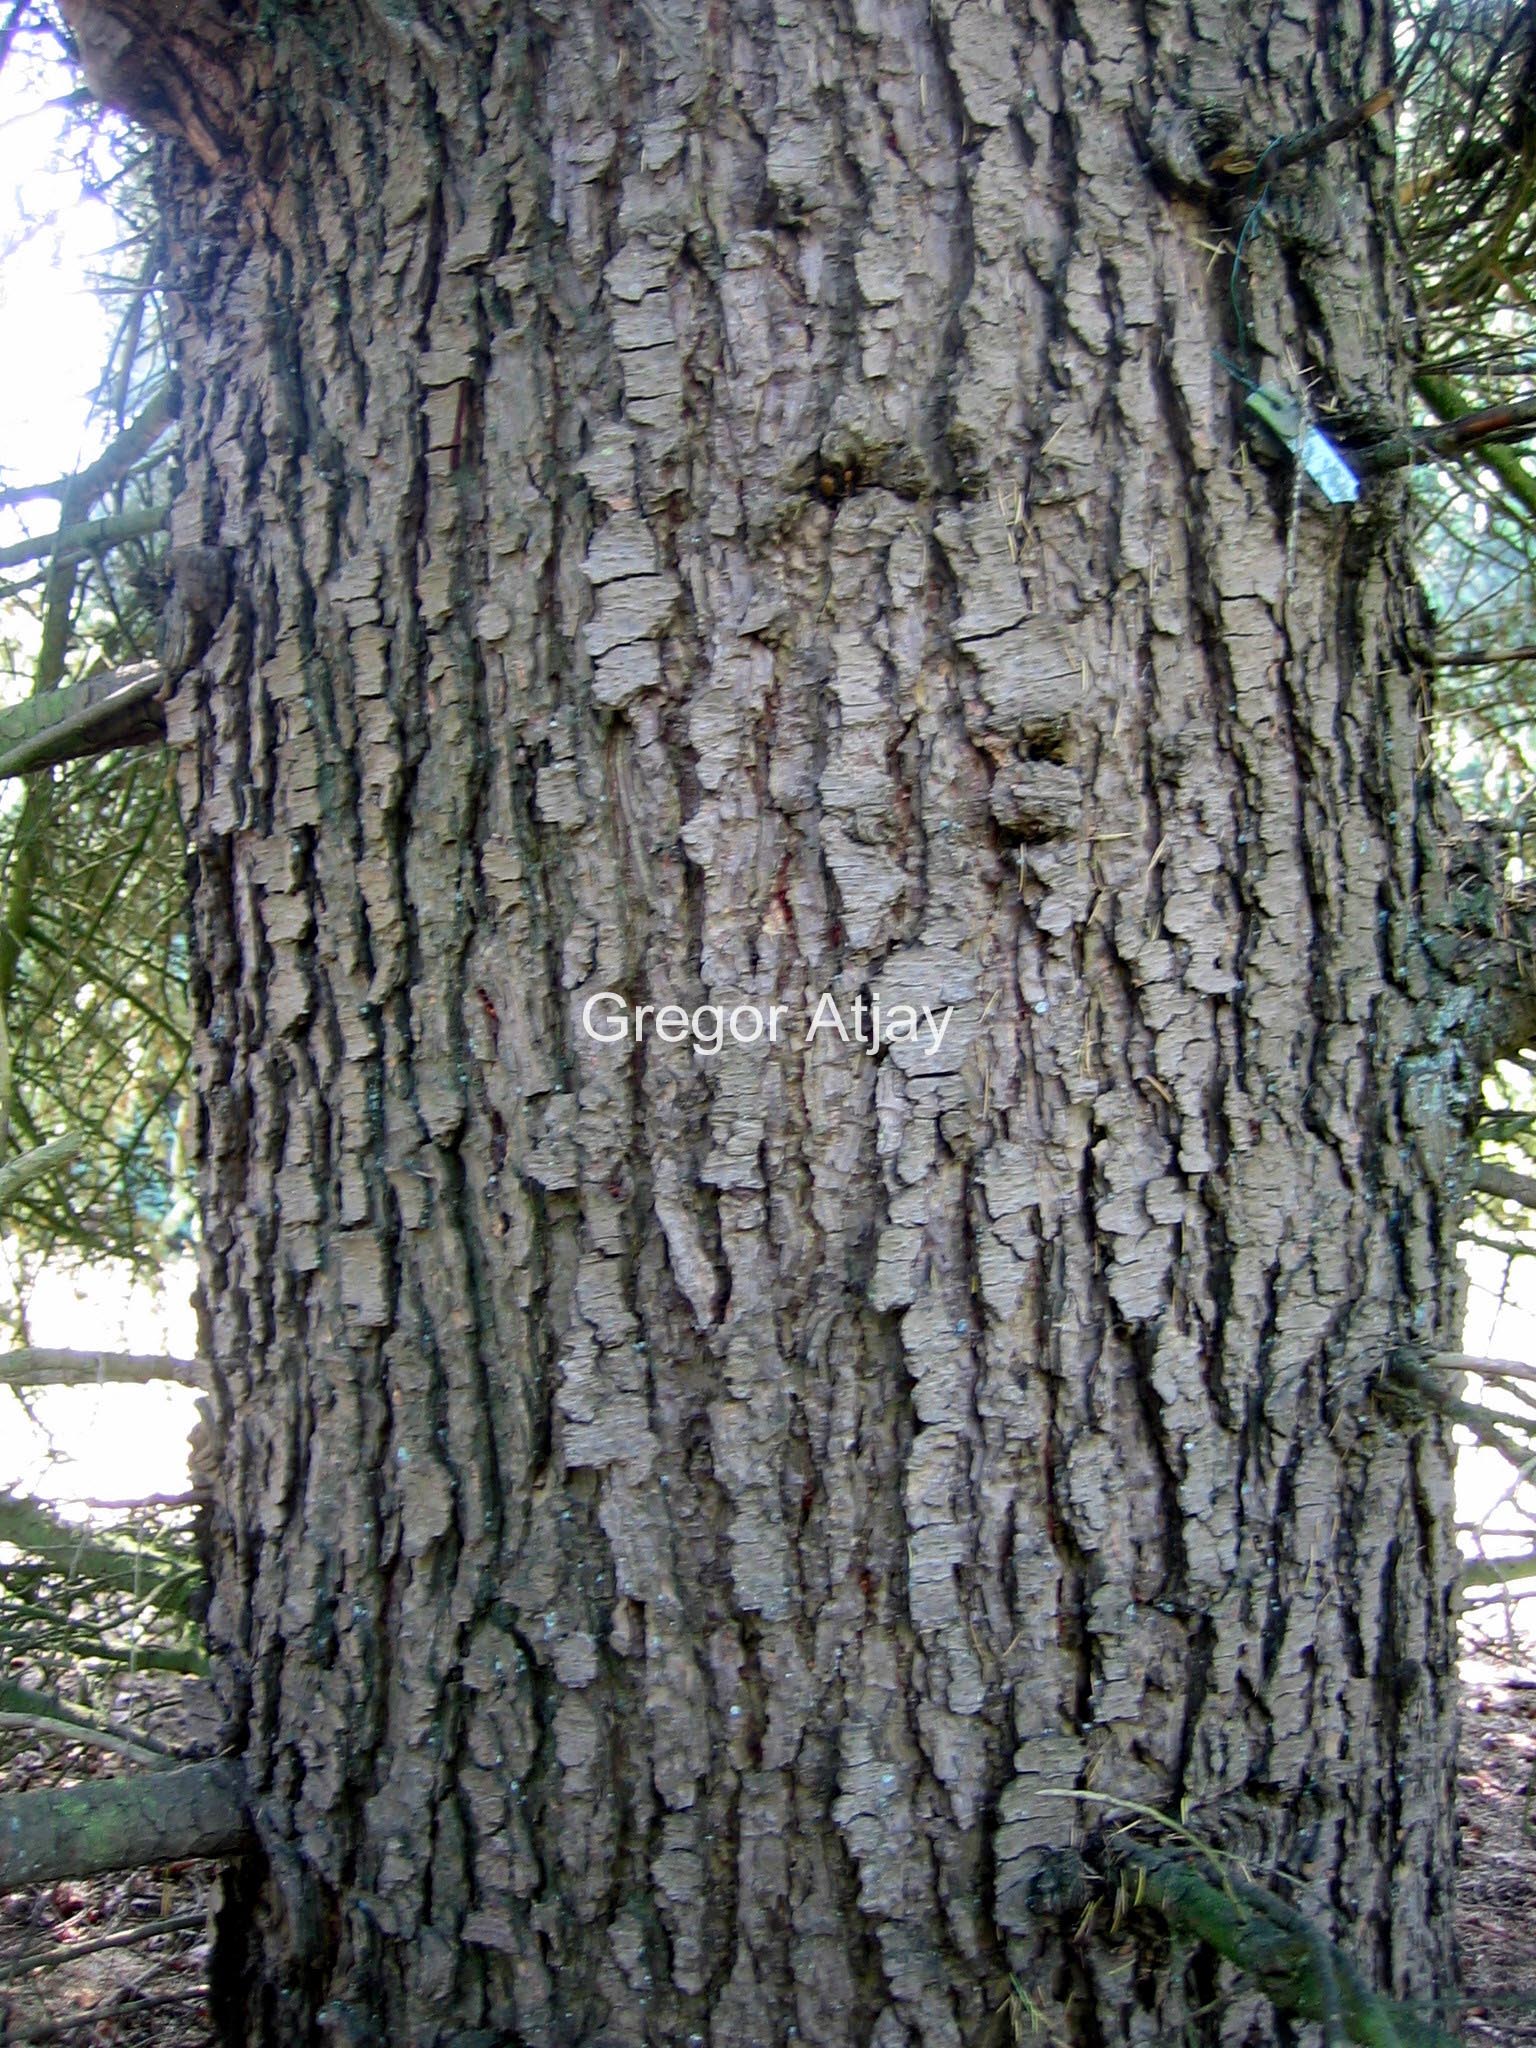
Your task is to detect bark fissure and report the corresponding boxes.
[55,0,1481,2038]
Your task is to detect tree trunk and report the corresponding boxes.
[60,3,1476,2043]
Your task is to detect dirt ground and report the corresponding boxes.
[1457,1640,1536,2048]
[0,1675,220,2048]
[0,1660,1532,2046]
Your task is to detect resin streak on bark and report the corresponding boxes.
[64,0,1472,2040]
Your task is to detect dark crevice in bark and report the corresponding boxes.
[55,0,1476,2037]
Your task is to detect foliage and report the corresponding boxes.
[0,4,188,1288]
[1402,0,1536,822]
[1380,0,1536,1638]
[0,7,196,1723]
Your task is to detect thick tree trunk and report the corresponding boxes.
[61,2,1476,2043]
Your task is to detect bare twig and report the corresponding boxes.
[12,1987,209,2044]
[0,1910,204,1984]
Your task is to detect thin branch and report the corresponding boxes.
[0,504,168,574]
[1390,1360,1536,1465]
[1437,644,1536,666]
[0,1682,178,1760]
[0,1132,84,1207]
[13,1987,209,2044]
[0,382,176,511]
[0,1492,193,1620]
[0,1714,174,1769]
[1460,1547,1536,1587]
[1473,1160,1536,1208]
[0,1909,205,1984]
[1429,1351,1536,1386]
[1214,86,1396,178]
[68,1492,200,1511]
[0,1909,204,1985]
[1417,371,1536,523]
[1362,394,1536,472]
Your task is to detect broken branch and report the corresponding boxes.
[0,1761,247,1893]
[0,664,166,780]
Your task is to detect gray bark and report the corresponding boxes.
[60,2,1475,2044]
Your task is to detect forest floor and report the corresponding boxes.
[0,1657,1532,2045]
[0,1674,220,2048]
[1458,1636,1536,2048]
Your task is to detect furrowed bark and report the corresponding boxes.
[62,0,1477,2043]
[0,1762,246,1892]
[0,1346,204,1389]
